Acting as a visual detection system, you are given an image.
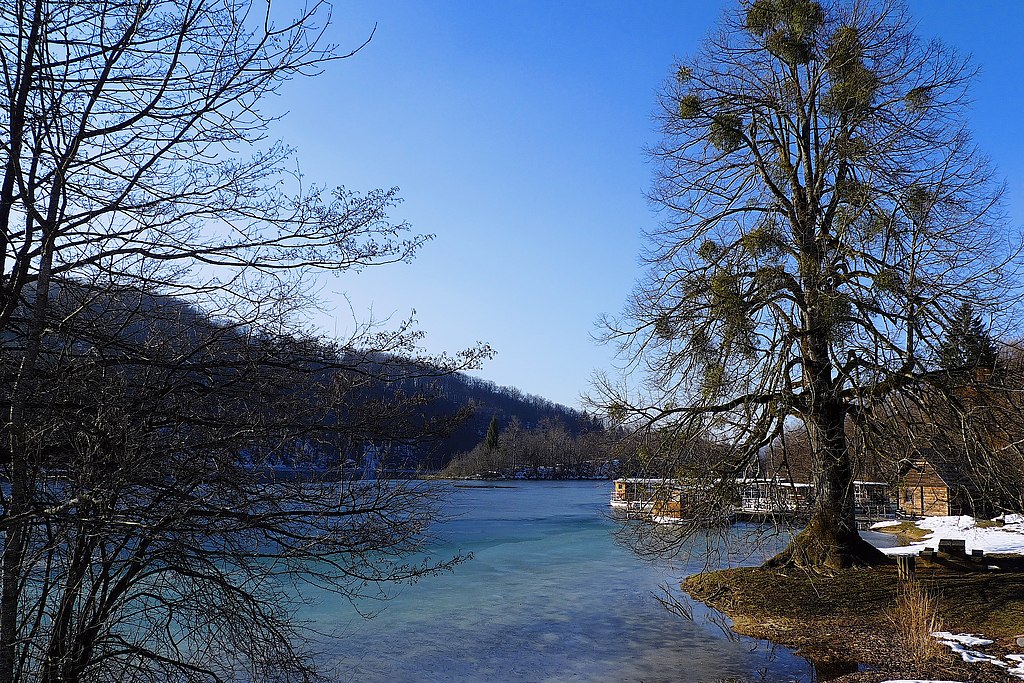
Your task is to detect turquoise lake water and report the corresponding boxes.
[312,480,818,682]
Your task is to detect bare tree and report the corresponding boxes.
[1,281,484,683]
[594,0,1021,570]
[0,0,491,680]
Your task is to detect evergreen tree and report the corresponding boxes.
[484,415,501,452]
[937,303,998,376]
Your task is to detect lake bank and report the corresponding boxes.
[684,563,1024,682]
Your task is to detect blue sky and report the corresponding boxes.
[274,1,1024,409]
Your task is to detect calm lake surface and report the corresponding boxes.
[314,480,818,682]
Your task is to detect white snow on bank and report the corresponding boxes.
[871,519,903,529]
[930,632,1024,679]
[870,523,1024,680]
[939,640,1004,666]
[1008,655,1024,679]
[879,515,1024,556]
[931,632,994,647]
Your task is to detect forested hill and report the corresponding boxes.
[15,279,595,473]
[421,374,602,469]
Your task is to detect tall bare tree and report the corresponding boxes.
[595,0,1021,570]
[3,282,484,683]
[0,0,490,680]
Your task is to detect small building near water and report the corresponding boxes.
[735,478,889,518]
[897,457,972,517]
[614,476,895,523]
[610,478,673,512]
[737,478,812,514]
[649,483,735,525]
[853,481,891,518]
[649,486,696,524]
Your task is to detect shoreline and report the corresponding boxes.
[683,564,1024,682]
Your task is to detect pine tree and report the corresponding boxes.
[937,303,998,376]
[484,415,501,452]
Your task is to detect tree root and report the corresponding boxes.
[766,524,890,572]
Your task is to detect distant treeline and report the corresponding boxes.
[416,376,606,470]
[442,416,620,480]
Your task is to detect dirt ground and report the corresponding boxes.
[683,562,1024,682]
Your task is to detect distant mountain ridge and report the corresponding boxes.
[10,278,592,472]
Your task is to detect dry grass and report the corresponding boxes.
[889,581,945,662]
[874,520,931,543]
[683,565,1024,682]
[975,519,1004,529]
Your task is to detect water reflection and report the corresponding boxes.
[652,585,823,682]
[654,584,874,683]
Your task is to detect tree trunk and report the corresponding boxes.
[768,401,887,570]
[2,230,55,681]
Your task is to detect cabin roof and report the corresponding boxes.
[900,463,949,489]
[898,450,967,489]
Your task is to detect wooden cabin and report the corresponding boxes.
[897,457,972,517]
[649,486,696,523]
[649,483,734,524]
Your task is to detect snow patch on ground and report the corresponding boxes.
[930,632,1024,679]
[1008,654,1024,679]
[871,520,903,529]
[869,523,1024,679]
[943,641,1004,666]
[879,515,1024,556]
[931,631,994,647]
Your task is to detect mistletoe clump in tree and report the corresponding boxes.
[596,0,1021,570]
